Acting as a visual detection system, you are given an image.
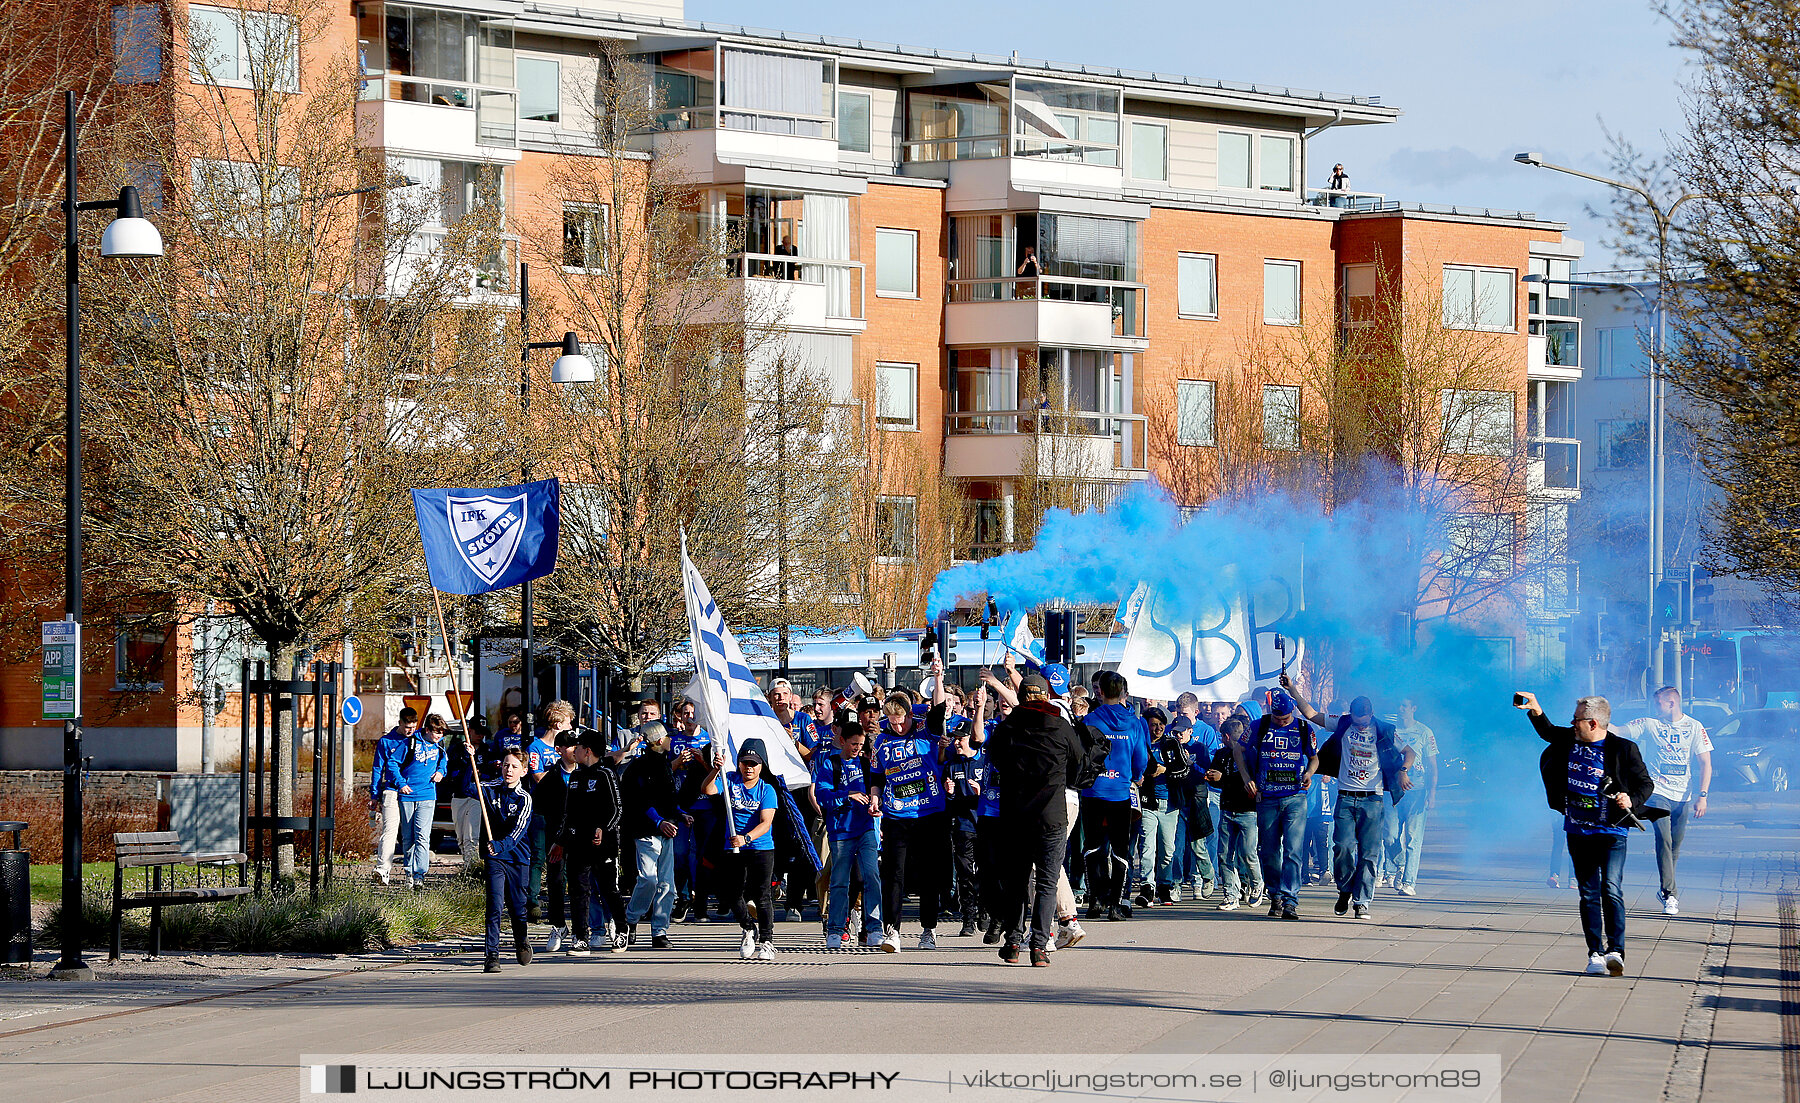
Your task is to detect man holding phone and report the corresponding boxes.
[1516,690,1661,977]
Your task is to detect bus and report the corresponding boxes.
[1680,629,1800,711]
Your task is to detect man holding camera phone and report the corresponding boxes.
[1516,690,1661,977]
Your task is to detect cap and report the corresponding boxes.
[858,694,884,712]
[768,677,792,694]
[1042,663,1070,696]
[1019,670,1051,695]
[1269,690,1297,716]
[737,747,763,765]
[736,737,768,766]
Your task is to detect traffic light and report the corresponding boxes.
[1566,610,1601,658]
[1043,609,1078,665]
[935,615,958,665]
[1688,564,1714,627]
[919,623,938,667]
[1654,580,1684,627]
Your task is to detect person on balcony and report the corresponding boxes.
[1016,244,1040,299]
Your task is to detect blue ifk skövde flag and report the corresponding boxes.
[411,478,561,595]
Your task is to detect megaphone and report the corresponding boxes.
[831,671,876,714]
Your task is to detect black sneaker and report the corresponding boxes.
[1335,893,1351,916]
[1268,901,1282,918]
[1107,905,1130,922]
[983,920,1004,945]
[1030,947,1050,967]
[957,921,978,938]
[671,899,689,922]
[1156,886,1174,905]
[483,956,501,973]
[1085,905,1103,921]
[627,924,639,945]
[1281,908,1300,921]
[652,934,671,949]
[999,941,1020,964]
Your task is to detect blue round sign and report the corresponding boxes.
[341,695,363,725]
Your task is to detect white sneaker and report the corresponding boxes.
[1218,899,1241,911]
[879,929,900,954]
[1167,884,1182,903]
[567,939,590,957]
[739,930,757,959]
[1055,920,1085,950]
[755,941,776,961]
[546,926,564,953]
[1605,951,1624,977]
[1663,895,1680,916]
[1395,885,1417,897]
[917,929,937,950]
[372,869,390,886]
[1586,953,1607,975]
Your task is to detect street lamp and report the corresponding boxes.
[517,261,595,727]
[55,90,163,981]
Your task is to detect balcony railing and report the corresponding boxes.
[727,251,866,322]
[946,276,1146,338]
[946,408,1148,472]
[1305,188,1389,210]
[1529,437,1581,492]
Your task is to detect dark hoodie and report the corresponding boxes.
[985,700,1085,827]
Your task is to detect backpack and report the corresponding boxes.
[1160,734,1194,785]
[1075,721,1110,791]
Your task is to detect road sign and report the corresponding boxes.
[41,621,80,722]
[341,695,363,726]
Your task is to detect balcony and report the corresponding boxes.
[946,277,1145,348]
[355,96,521,163]
[1528,318,1581,381]
[667,253,865,331]
[1529,437,1581,496]
[944,409,1148,481]
[1304,188,1390,211]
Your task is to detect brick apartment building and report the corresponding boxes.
[0,0,1582,769]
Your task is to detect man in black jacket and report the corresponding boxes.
[985,670,1086,967]
[1518,691,1661,977]
[620,722,683,948]
[554,731,625,954]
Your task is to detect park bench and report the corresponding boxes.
[110,830,250,961]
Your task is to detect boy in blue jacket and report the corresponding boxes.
[1080,671,1150,921]
[482,749,535,972]
[367,707,419,886]
[396,714,448,889]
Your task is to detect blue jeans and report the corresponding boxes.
[399,799,433,883]
[1137,806,1182,889]
[625,835,676,935]
[1382,796,1428,888]
[828,830,882,938]
[1216,809,1260,902]
[1332,791,1386,907]
[1566,830,1628,954]
[1257,793,1308,911]
[1202,790,1222,886]
[1646,794,1691,898]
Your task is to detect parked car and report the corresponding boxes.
[1709,708,1800,793]
[1608,697,1735,734]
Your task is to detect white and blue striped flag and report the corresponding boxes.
[680,531,812,789]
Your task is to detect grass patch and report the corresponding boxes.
[40,878,485,955]
[29,863,111,902]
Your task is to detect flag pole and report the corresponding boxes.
[430,585,493,851]
[682,527,740,854]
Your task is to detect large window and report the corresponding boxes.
[1218,131,1252,189]
[1178,253,1218,318]
[1129,122,1167,182]
[719,47,834,137]
[1218,130,1296,192]
[1597,327,1648,378]
[639,47,715,130]
[1012,78,1120,166]
[875,497,917,560]
[517,56,559,124]
[1443,265,1516,331]
[1343,263,1378,327]
[1598,418,1648,468]
[1264,260,1301,325]
[1177,380,1216,446]
[877,361,918,429]
[189,5,297,91]
[114,4,163,84]
[1441,389,1515,456]
[562,204,606,270]
[837,90,871,153]
[190,158,298,235]
[1259,135,1295,191]
[362,5,512,111]
[114,620,169,690]
[875,227,917,297]
[1263,384,1300,450]
[1527,256,1574,316]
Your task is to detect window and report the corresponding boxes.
[1176,380,1216,446]
[877,362,918,429]
[1343,263,1377,327]
[875,496,917,560]
[1443,265,1516,331]
[1178,253,1218,318]
[838,90,871,154]
[1441,389,1515,456]
[517,56,559,123]
[113,4,163,84]
[1218,131,1252,189]
[190,158,299,235]
[1259,135,1295,191]
[875,227,917,297]
[1129,122,1167,182]
[1263,384,1300,450]
[562,204,606,270]
[1444,514,1514,582]
[188,6,298,92]
[718,47,834,137]
[1597,327,1647,378]
[114,620,169,690]
[1264,260,1301,325]
[1598,418,1648,468]
[1527,256,1574,316]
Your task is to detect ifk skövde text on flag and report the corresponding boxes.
[411,478,561,595]
[679,531,812,790]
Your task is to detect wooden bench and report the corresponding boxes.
[111,831,250,961]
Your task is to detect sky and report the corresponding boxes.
[685,0,1691,272]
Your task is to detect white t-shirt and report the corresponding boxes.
[1621,716,1713,802]
[1339,723,1384,793]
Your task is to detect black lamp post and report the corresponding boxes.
[516,262,594,728]
[53,90,163,981]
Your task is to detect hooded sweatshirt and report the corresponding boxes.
[1080,702,1150,803]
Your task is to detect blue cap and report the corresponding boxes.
[1269,690,1296,716]
[1042,663,1070,696]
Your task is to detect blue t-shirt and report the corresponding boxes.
[725,773,778,850]
[1251,717,1319,800]
[812,746,877,840]
[975,753,1001,819]
[871,729,946,818]
[785,712,821,756]
[1565,742,1625,836]
[526,736,557,776]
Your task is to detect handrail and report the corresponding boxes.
[727,251,865,320]
[946,409,1149,472]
